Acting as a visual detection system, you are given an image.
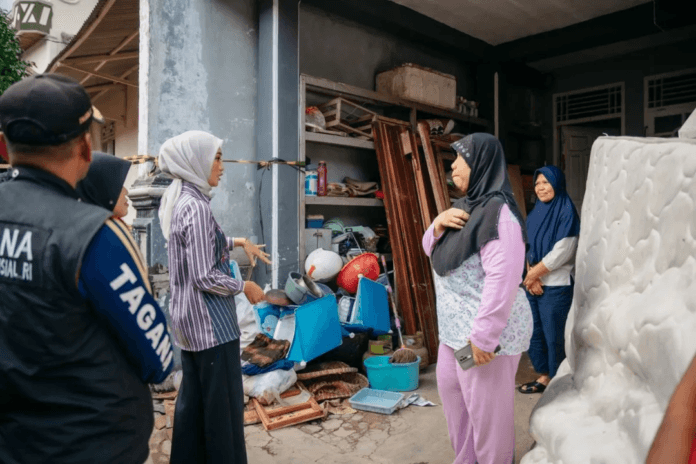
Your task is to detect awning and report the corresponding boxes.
[47,0,139,104]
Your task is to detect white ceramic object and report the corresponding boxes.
[304,248,343,282]
[522,135,696,464]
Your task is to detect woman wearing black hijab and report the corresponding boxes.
[76,152,131,219]
[422,133,533,464]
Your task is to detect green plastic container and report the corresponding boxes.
[363,355,421,391]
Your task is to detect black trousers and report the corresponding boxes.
[170,339,248,464]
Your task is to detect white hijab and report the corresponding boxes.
[158,130,223,241]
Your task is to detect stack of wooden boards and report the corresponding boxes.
[372,120,527,362]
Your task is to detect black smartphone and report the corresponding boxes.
[454,343,502,371]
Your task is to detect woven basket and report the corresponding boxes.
[296,361,357,380]
[305,372,369,402]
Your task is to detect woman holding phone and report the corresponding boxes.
[422,133,532,464]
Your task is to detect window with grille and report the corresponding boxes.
[645,68,696,137]
[647,69,696,109]
[555,84,623,124]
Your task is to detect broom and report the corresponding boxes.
[381,256,418,364]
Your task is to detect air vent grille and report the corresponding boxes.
[555,85,622,123]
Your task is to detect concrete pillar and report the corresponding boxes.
[136,0,263,372]
[257,0,300,288]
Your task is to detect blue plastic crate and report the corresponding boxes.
[349,388,404,415]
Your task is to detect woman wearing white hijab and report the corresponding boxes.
[158,130,268,464]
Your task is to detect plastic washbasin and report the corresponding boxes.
[363,355,420,392]
[349,388,405,415]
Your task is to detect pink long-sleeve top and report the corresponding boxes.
[423,203,532,355]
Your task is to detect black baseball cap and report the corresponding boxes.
[0,73,104,146]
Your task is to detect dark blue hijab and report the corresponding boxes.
[526,166,580,264]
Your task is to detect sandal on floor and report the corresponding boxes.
[518,381,547,394]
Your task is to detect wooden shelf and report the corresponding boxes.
[305,131,374,149]
[303,74,489,129]
[305,196,383,207]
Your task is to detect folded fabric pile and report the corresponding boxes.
[326,177,379,197]
[241,333,291,368]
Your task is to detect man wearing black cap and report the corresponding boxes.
[0,74,173,463]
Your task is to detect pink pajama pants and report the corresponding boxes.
[436,344,521,464]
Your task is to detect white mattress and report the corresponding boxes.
[522,136,696,464]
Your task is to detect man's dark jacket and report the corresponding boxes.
[0,167,153,464]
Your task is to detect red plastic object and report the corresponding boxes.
[337,253,380,293]
[0,139,8,162]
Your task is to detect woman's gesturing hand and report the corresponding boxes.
[243,281,265,304]
[239,239,272,266]
[471,341,496,367]
[433,208,470,237]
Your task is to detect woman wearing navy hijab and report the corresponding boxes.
[518,165,580,394]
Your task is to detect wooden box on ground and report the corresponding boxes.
[376,63,457,110]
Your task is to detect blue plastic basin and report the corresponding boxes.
[363,355,421,391]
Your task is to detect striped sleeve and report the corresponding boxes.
[78,219,173,384]
[183,201,244,296]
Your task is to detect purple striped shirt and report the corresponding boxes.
[167,182,243,351]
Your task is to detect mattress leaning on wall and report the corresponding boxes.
[521,135,696,464]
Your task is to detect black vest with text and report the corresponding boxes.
[0,166,153,464]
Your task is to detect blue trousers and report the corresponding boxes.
[526,283,574,379]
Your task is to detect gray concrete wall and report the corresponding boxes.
[145,0,259,238]
[299,4,477,101]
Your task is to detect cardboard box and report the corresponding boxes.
[376,63,457,110]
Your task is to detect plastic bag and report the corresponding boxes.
[235,293,259,353]
[252,302,281,338]
[242,368,298,405]
[305,106,326,130]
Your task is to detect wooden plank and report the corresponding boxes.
[80,30,139,85]
[48,0,119,72]
[305,196,383,207]
[384,126,439,359]
[64,51,138,65]
[303,74,488,129]
[373,122,418,335]
[404,129,435,230]
[373,121,440,360]
[433,145,452,209]
[59,63,138,87]
[252,396,324,431]
[507,165,527,219]
[244,408,261,426]
[400,132,412,155]
[417,122,449,215]
[84,83,124,93]
[304,74,401,106]
[305,131,373,149]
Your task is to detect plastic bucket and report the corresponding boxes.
[363,355,420,391]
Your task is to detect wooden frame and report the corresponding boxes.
[317,97,377,139]
[252,386,325,431]
[373,120,439,360]
[416,122,449,215]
